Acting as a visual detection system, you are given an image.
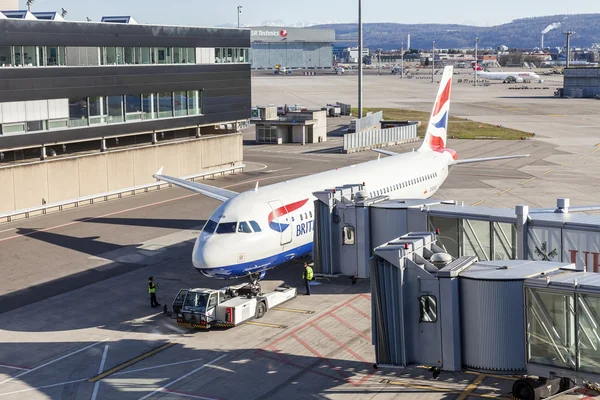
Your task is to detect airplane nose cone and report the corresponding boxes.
[192,234,234,278]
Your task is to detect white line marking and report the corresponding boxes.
[161,389,220,400]
[137,354,226,400]
[91,344,109,400]
[0,378,88,397]
[0,364,29,371]
[264,167,292,173]
[113,357,206,376]
[0,339,109,386]
[0,228,15,234]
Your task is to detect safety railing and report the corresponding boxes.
[343,124,418,153]
[0,163,245,223]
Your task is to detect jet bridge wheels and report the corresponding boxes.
[512,377,567,400]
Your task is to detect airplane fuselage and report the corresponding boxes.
[193,150,453,278]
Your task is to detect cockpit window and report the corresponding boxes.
[238,221,252,233]
[203,220,218,234]
[216,222,237,234]
[249,221,262,232]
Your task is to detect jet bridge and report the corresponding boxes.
[311,190,600,279]
[371,232,600,399]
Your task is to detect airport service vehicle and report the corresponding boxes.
[472,62,541,83]
[172,284,296,329]
[153,65,528,287]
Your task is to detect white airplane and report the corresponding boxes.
[154,66,528,284]
[472,62,541,83]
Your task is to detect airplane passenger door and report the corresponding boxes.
[268,200,293,246]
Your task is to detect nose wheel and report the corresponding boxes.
[247,272,262,296]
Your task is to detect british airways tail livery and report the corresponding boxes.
[154,66,528,282]
[472,62,541,83]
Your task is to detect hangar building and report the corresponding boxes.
[250,26,334,69]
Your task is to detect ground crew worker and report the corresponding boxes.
[148,276,160,308]
[302,263,314,295]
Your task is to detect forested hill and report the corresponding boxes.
[313,14,600,50]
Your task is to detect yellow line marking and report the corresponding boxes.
[542,169,555,175]
[520,177,536,185]
[578,155,588,159]
[471,200,485,206]
[272,307,315,314]
[494,188,512,196]
[88,342,175,382]
[246,321,288,329]
[593,148,600,153]
[561,161,572,166]
[380,378,510,399]
[464,371,519,381]
[457,374,486,400]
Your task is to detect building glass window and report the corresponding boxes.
[226,48,233,63]
[13,46,22,66]
[215,48,222,63]
[125,94,143,121]
[173,91,187,117]
[165,47,172,64]
[157,92,173,118]
[142,94,154,119]
[187,47,196,63]
[1,123,25,135]
[105,47,117,64]
[69,97,89,127]
[89,96,106,124]
[157,47,167,64]
[48,119,68,129]
[124,47,135,64]
[140,47,151,64]
[26,120,47,132]
[187,90,199,115]
[419,295,438,322]
[106,95,124,123]
[173,47,181,64]
[0,46,10,66]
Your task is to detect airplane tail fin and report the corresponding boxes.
[471,61,483,71]
[418,65,453,153]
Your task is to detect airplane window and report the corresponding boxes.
[238,221,252,233]
[216,222,237,234]
[309,211,312,218]
[249,221,262,232]
[203,220,218,234]
[300,214,303,221]
[305,213,308,219]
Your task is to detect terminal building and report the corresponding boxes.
[250,26,334,69]
[562,68,600,98]
[0,12,251,160]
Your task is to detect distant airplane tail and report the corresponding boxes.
[419,65,454,157]
[471,61,483,71]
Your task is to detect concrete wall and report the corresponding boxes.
[563,68,600,98]
[0,133,243,214]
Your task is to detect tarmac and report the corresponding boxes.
[0,72,599,399]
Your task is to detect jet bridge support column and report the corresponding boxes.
[516,205,529,260]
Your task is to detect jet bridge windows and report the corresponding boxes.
[419,295,438,323]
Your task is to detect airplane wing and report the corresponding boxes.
[372,149,399,156]
[450,154,529,165]
[153,168,238,202]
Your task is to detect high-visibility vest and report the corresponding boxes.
[304,267,314,281]
[148,282,156,294]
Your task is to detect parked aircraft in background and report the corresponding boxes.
[472,62,542,83]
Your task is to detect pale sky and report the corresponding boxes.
[20,0,595,27]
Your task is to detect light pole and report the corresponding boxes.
[378,48,382,75]
[401,42,404,79]
[358,0,363,118]
[431,40,435,83]
[475,37,479,87]
[237,5,243,28]
[565,31,573,68]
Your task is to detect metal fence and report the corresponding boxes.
[0,164,245,223]
[343,124,418,153]
[353,110,383,133]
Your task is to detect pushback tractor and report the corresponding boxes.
[171,283,297,330]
